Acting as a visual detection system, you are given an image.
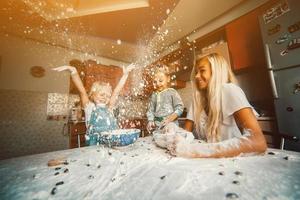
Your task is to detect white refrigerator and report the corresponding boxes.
[259,0,300,151]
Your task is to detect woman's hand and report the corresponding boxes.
[167,134,194,158]
[52,66,77,75]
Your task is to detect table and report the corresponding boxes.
[1,137,300,200]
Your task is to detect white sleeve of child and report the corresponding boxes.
[84,102,95,126]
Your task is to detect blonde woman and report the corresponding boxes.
[168,53,267,158]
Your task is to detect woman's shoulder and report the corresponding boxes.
[221,83,251,115]
[222,83,245,96]
[222,83,243,91]
[221,83,250,106]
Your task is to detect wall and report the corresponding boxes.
[0,90,68,160]
[0,34,128,159]
[0,34,127,93]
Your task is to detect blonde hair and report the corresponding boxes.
[154,63,169,76]
[89,81,112,97]
[191,53,237,142]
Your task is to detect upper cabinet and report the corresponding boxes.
[69,59,127,95]
[84,60,123,93]
[225,3,268,71]
[157,43,194,89]
[69,59,86,94]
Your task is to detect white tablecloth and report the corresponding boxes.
[1,137,300,200]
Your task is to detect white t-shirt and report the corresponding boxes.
[187,83,258,141]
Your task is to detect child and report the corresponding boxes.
[53,64,135,145]
[146,64,184,131]
[167,53,267,158]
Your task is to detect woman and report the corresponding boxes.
[168,53,267,158]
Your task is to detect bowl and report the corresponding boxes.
[99,129,140,146]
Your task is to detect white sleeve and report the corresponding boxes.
[222,84,258,124]
[186,103,194,122]
[84,102,95,126]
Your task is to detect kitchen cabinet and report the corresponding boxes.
[133,65,154,98]
[69,59,130,95]
[68,121,86,148]
[84,60,124,93]
[170,79,186,89]
[165,47,194,83]
[69,59,86,94]
[258,117,280,148]
[225,7,266,71]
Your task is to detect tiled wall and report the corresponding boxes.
[0,89,69,160]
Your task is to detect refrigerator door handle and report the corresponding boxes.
[265,44,279,98]
[265,44,273,69]
[268,70,279,98]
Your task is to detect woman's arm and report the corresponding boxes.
[109,64,135,109]
[53,66,89,107]
[171,108,267,158]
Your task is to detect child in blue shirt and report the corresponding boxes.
[53,64,134,145]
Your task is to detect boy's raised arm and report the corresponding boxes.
[52,66,89,107]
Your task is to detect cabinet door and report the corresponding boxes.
[69,59,86,94]
[140,66,154,98]
[226,8,266,70]
[69,122,86,148]
[258,120,279,148]
[85,61,123,93]
[170,80,186,89]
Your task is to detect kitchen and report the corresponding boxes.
[0,0,300,199]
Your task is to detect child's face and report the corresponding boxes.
[195,58,212,90]
[153,72,169,92]
[91,91,110,105]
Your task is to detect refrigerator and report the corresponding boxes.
[259,0,300,151]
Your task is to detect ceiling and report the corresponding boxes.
[0,0,253,63]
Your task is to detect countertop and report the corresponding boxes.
[1,137,299,200]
